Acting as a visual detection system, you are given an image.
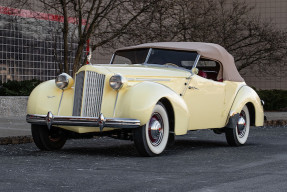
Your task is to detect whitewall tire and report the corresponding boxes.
[133,102,169,156]
[225,105,250,146]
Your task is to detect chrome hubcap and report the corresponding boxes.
[148,113,164,146]
[237,111,246,138]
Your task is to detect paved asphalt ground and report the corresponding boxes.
[0,125,287,192]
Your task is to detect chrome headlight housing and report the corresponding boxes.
[55,73,73,90]
[109,74,126,90]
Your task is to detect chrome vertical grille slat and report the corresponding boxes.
[72,71,85,116]
[81,71,105,117]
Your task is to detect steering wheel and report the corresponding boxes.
[164,63,179,67]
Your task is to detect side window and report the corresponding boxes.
[196,58,223,81]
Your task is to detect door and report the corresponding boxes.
[183,59,227,130]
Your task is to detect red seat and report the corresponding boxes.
[198,70,207,78]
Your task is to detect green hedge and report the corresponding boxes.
[0,79,42,96]
[256,90,287,111]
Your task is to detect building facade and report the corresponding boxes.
[0,6,87,82]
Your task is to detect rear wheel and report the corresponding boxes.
[31,124,67,150]
[133,102,169,156]
[225,105,250,146]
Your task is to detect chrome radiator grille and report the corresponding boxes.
[72,71,105,117]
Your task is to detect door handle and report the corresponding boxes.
[188,86,199,90]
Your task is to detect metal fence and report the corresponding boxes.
[0,13,86,82]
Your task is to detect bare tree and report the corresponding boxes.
[3,0,159,75]
[122,0,287,75]
[39,0,160,75]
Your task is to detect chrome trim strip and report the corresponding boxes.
[57,90,64,116]
[26,112,141,129]
[81,71,88,116]
[127,78,171,82]
[113,91,119,118]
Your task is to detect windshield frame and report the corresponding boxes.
[110,48,200,74]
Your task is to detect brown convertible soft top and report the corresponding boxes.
[117,42,244,82]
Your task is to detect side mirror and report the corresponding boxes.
[191,67,199,75]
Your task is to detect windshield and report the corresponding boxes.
[112,48,198,69]
[147,49,198,69]
[112,48,149,64]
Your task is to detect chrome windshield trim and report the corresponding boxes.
[26,112,141,130]
[192,54,201,69]
[109,54,115,64]
[144,48,153,64]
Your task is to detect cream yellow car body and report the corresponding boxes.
[27,64,264,135]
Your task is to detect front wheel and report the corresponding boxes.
[133,102,170,156]
[225,105,250,146]
[31,124,67,150]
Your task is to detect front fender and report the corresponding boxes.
[229,85,264,126]
[115,81,190,135]
[27,80,74,116]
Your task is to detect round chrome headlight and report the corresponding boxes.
[109,74,126,90]
[55,73,72,90]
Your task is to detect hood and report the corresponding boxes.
[84,64,191,78]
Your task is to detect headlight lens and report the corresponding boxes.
[55,73,71,90]
[109,74,126,90]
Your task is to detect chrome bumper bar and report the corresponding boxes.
[26,111,141,131]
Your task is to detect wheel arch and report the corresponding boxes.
[228,85,264,127]
[246,102,255,126]
[159,98,175,134]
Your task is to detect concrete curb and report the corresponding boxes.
[0,136,33,145]
[265,120,287,127]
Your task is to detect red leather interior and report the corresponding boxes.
[198,70,207,78]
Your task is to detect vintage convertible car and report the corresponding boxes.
[26,42,264,156]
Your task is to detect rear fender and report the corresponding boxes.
[228,86,264,127]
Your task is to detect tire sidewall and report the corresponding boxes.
[235,105,250,145]
[144,103,169,155]
[32,125,67,150]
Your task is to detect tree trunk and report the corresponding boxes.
[72,43,85,76]
[60,0,69,73]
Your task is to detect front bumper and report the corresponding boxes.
[26,111,141,131]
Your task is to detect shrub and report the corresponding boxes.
[256,90,287,111]
[0,79,42,96]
